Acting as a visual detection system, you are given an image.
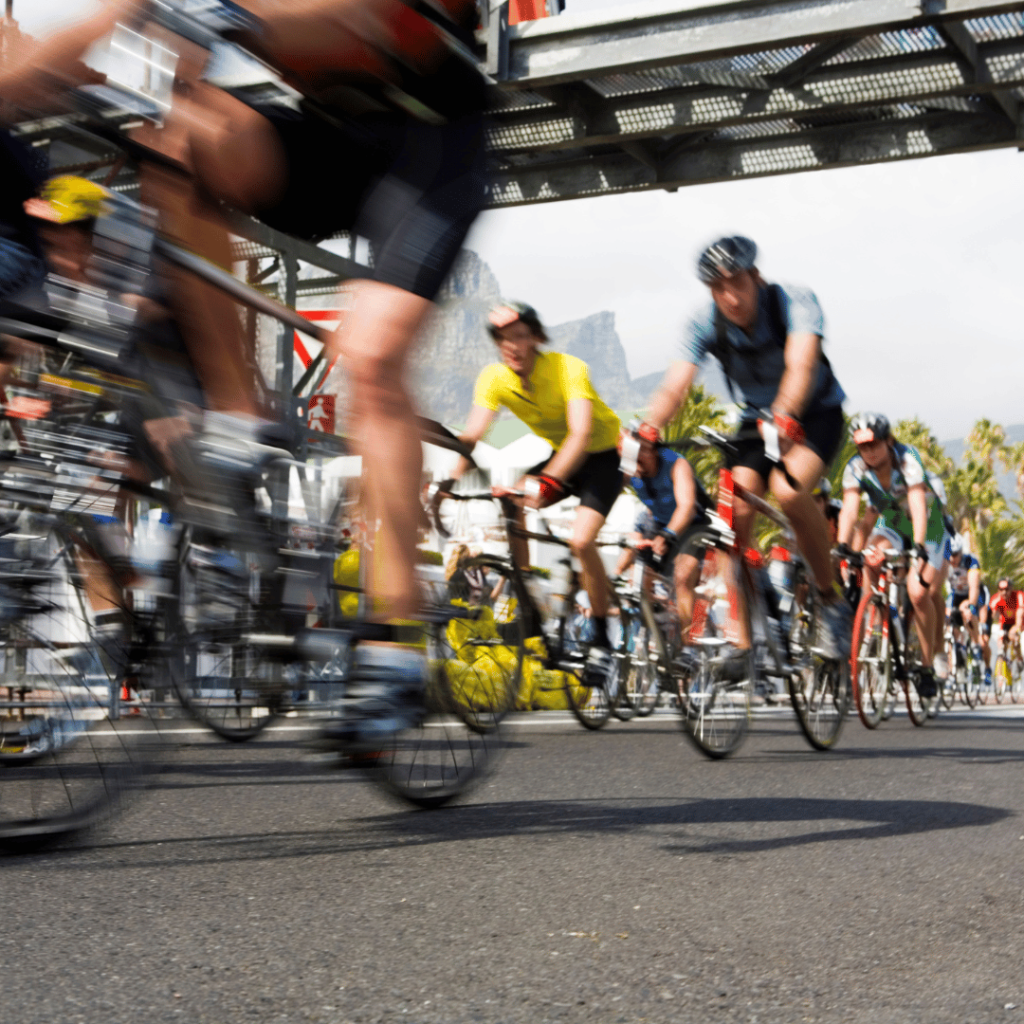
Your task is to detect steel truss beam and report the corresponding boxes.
[481,0,1024,204]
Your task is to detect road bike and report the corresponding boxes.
[426,489,629,730]
[941,624,980,710]
[616,426,850,758]
[849,547,937,728]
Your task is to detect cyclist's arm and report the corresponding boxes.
[836,488,862,548]
[906,482,928,546]
[772,332,823,420]
[543,398,592,482]
[967,566,980,608]
[450,404,496,483]
[665,457,697,536]
[646,360,698,432]
[0,0,138,110]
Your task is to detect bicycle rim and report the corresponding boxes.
[0,518,150,852]
[993,655,1010,703]
[850,595,888,729]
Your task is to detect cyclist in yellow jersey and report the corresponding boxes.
[442,302,623,689]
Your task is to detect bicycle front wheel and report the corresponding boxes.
[993,654,1010,703]
[0,514,149,852]
[850,594,889,729]
[625,622,660,718]
[1012,658,1024,703]
[787,564,850,750]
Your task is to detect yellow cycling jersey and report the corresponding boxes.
[472,351,620,453]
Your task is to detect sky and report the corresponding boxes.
[13,0,1024,439]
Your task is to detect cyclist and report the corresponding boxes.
[836,412,952,698]
[945,533,990,681]
[442,301,623,688]
[116,0,488,750]
[989,577,1023,665]
[613,424,712,656]
[643,235,850,665]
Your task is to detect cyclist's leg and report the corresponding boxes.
[768,446,831,595]
[909,554,946,667]
[728,464,768,650]
[335,281,433,619]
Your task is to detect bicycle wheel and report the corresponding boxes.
[678,550,751,759]
[938,639,957,710]
[970,655,986,705]
[1011,658,1024,703]
[960,650,979,708]
[371,610,521,808]
[443,557,526,732]
[850,594,890,729]
[786,564,850,750]
[628,622,661,718]
[0,509,150,852]
[993,654,1010,703]
[565,649,619,730]
[168,531,284,741]
[901,621,930,726]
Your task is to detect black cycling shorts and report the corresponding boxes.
[528,448,622,520]
[248,103,486,302]
[726,404,846,484]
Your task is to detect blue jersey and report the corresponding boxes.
[630,448,682,529]
[947,553,980,597]
[680,282,845,417]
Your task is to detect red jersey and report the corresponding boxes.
[989,589,1023,626]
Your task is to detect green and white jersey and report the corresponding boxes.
[842,442,947,545]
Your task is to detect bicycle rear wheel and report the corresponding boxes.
[443,557,526,732]
[901,620,931,726]
[1012,657,1024,703]
[0,513,150,852]
[371,610,521,808]
[850,594,889,729]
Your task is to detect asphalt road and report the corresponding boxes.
[3,706,1023,1024]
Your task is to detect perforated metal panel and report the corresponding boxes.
[484,0,1024,205]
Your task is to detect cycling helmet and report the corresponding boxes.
[812,477,832,499]
[948,533,964,557]
[851,412,891,446]
[487,301,545,340]
[24,175,109,225]
[696,236,757,284]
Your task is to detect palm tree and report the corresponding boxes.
[966,418,1006,475]
[972,515,1024,589]
[651,382,729,495]
[999,439,1024,504]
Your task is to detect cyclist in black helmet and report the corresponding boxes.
[643,235,850,662]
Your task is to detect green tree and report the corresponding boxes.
[647,382,728,495]
[966,418,1006,474]
[998,439,1024,504]
[972,515,1024,590]
[892,416,952,476]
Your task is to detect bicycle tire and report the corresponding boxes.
[565,648,620,731]
[993,654,1010,703]
[961,652,979,708]
[901,621,930,726]
[786,563,850,750]
[0,506,150,852]
[629,623,661,718]
[368,597,523,808]
[1012,658,1024,703]
[850,594,889,729]
[168,531,284,741]
[939,639,956,710]
[612,605,640,722]
[971,655,987,705]
[678,550,751,759]
[444,557,526,732]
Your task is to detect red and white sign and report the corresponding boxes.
[307,394,335,433]
[294,309,341,389]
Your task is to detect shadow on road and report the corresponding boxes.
[42,792,1011,869]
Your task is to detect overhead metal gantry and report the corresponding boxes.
[480,0,1024,205]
